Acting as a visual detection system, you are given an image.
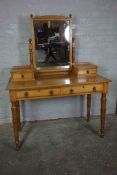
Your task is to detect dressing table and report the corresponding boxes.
[7,15,111,150]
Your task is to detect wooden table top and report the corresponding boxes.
[7,74,111,90]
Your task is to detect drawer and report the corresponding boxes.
[16,88,61,99]
[12,72,34,81]
[78,84,103,93]
[39,88,60,97]
[62,86,79,95]
[62,84,103,95]
[78,68,97,75]
[75,62,97,76]
[16,90,40,98]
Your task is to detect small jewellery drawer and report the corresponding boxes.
[78,68,97,75]
[62,84,103,95]
[16,88,61,99]
[12,72,34,81]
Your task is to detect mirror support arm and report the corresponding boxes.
[72,38,75,65]
[28,38,34,67]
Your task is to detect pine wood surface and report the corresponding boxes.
[7,74,111,90]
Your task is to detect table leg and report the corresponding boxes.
[16,101,21,131]
[87,94,91,121]
[11,101,20,150]
[100,93,106,138]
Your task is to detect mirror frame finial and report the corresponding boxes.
[69,14,72,18]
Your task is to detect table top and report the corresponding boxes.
[7,74,111,91]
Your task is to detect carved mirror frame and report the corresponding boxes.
[30,14,73,73]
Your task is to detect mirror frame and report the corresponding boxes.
[30,14,73,72]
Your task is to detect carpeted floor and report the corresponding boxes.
[0,115,117,175]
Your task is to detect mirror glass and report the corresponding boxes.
[33,20,70,67]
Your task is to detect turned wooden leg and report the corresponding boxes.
[100,93,106,138]
[16,101,21,131]
[87,94,91,121]
[11,101,20,150]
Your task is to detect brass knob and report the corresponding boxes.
[93,86,96,92]
[24,91,29,97]
[70,89,74,94]
[49,90,54,96]
[21,74,24,78]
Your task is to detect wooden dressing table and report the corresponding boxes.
[7,15,111,150]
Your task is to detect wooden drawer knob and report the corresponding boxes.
[49,90,54,96]
[87,70,89,74]
[93,86,96,92]
[70,89,74,94]
[24,91,29,97]
[21,74,24,78]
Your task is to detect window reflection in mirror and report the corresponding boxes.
[34,20,70,67]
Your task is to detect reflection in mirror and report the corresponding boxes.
[34,20,70,67]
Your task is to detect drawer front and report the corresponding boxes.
[78,84,103,93]
[78,68,97,75]
[16,90,40,99]
[12,72,34,81]
[39,88,60,97]
[62,84,103,95]
[62,86,79,95]
[16,88,60,99]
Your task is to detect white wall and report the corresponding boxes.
[0,0,117,123]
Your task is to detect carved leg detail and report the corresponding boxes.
[11,102,20,150]
[87,94,91,121]
[16,101,21,131]
[100,93,106,138]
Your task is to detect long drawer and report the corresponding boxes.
[62,84,103,95]
[16,88,61,99]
